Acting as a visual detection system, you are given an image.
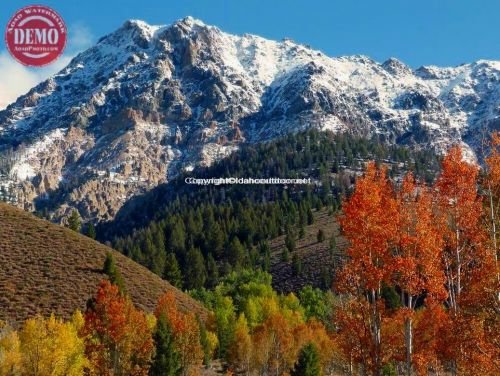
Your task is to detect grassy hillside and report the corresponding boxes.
[0,202,207,327]
[269,209,348,293]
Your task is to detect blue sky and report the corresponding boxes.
[1,0,499,108]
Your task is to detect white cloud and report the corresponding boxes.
[0,53,71,109]
[0,22,94,110]
[69,22,94,51]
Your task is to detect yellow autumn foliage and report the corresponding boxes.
[15,314,86,376]
[0,322,21,376]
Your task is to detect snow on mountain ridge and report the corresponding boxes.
[0,18,498,222]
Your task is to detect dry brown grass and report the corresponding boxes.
[0,203,208,327]
[269,209,348,293]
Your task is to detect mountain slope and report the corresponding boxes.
[101,130,440,295]
[269,209,347,293]
[0,202,207,326]
[0,17,498,223]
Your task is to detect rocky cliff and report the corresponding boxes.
[0,17,498,222]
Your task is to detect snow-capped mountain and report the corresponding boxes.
[0,17,498,222]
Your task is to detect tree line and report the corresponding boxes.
[105,130,440,291]
[99,130,439,239]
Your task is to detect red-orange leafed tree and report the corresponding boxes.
[434,146,498,375]
[392,173,447,375]
[155,292,203,376]
[336,145,499,375]
[336,162,399,376]
[481,132,500,374]
[335,297,380,375]
[293,319,341,375]
[250,312,296,376]
[412,302,448,375]
[484,132,500,301]
[81,280,154,376]
[434,146,485,314]
[449,133,500,376]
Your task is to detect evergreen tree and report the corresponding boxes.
[150,224,167,276]
[282,247,290,262]
[248,246,259,268]
[85,223,96,239]
[238,211,255,244]
[67,210,81,232]
[285,230,296,253]
[143,233,161,276]
[184,248,207,290]
[317,229,325,243]
[320,267,331,290]
[150,314,181,376]
[307,208,314,225]
[260,242,271,272]
[208,223,225,258]
[381,363,397,376]
[291,343,321,376]
[206,253,219,289]
[226,237,246,270]
[292,253,302,276]
[328,235,336,255]
[168,220,186,254]
[381,283,401,310]
[103,252,126,293]
[164,252,182,288]
[299,224,306,239]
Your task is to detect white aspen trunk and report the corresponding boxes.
[456,227,461,303]
[489,185,498,258]
[454,198,461,310]
[488,185,500,303]
[405,317,413,376]
[445,260,456,311]
[349,353,353,376]
[371,288,381,376]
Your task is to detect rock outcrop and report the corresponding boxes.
[0,17,498,223]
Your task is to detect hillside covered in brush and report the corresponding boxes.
[0,202,207,326]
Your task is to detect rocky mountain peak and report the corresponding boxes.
[0,18,498,223]
[175,16,208,30]
[382,57,412,76]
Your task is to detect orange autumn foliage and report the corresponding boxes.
[227,309,339,375]
[336,145,499,375]
[335,297,388,375]
[293,319,340,374]
[412,303,448,376]
[228,314,252,375]
[486,132,500,195]
[393,173,446,303]
[81,280,154,376]
[251,312,296,376]
[155,292,203,376]
[484,131,500,307]
[336,162,398,375]
[435,146,486,312]
[391,174,447,375]
[337,162,399,294]
[433,146,500,374]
